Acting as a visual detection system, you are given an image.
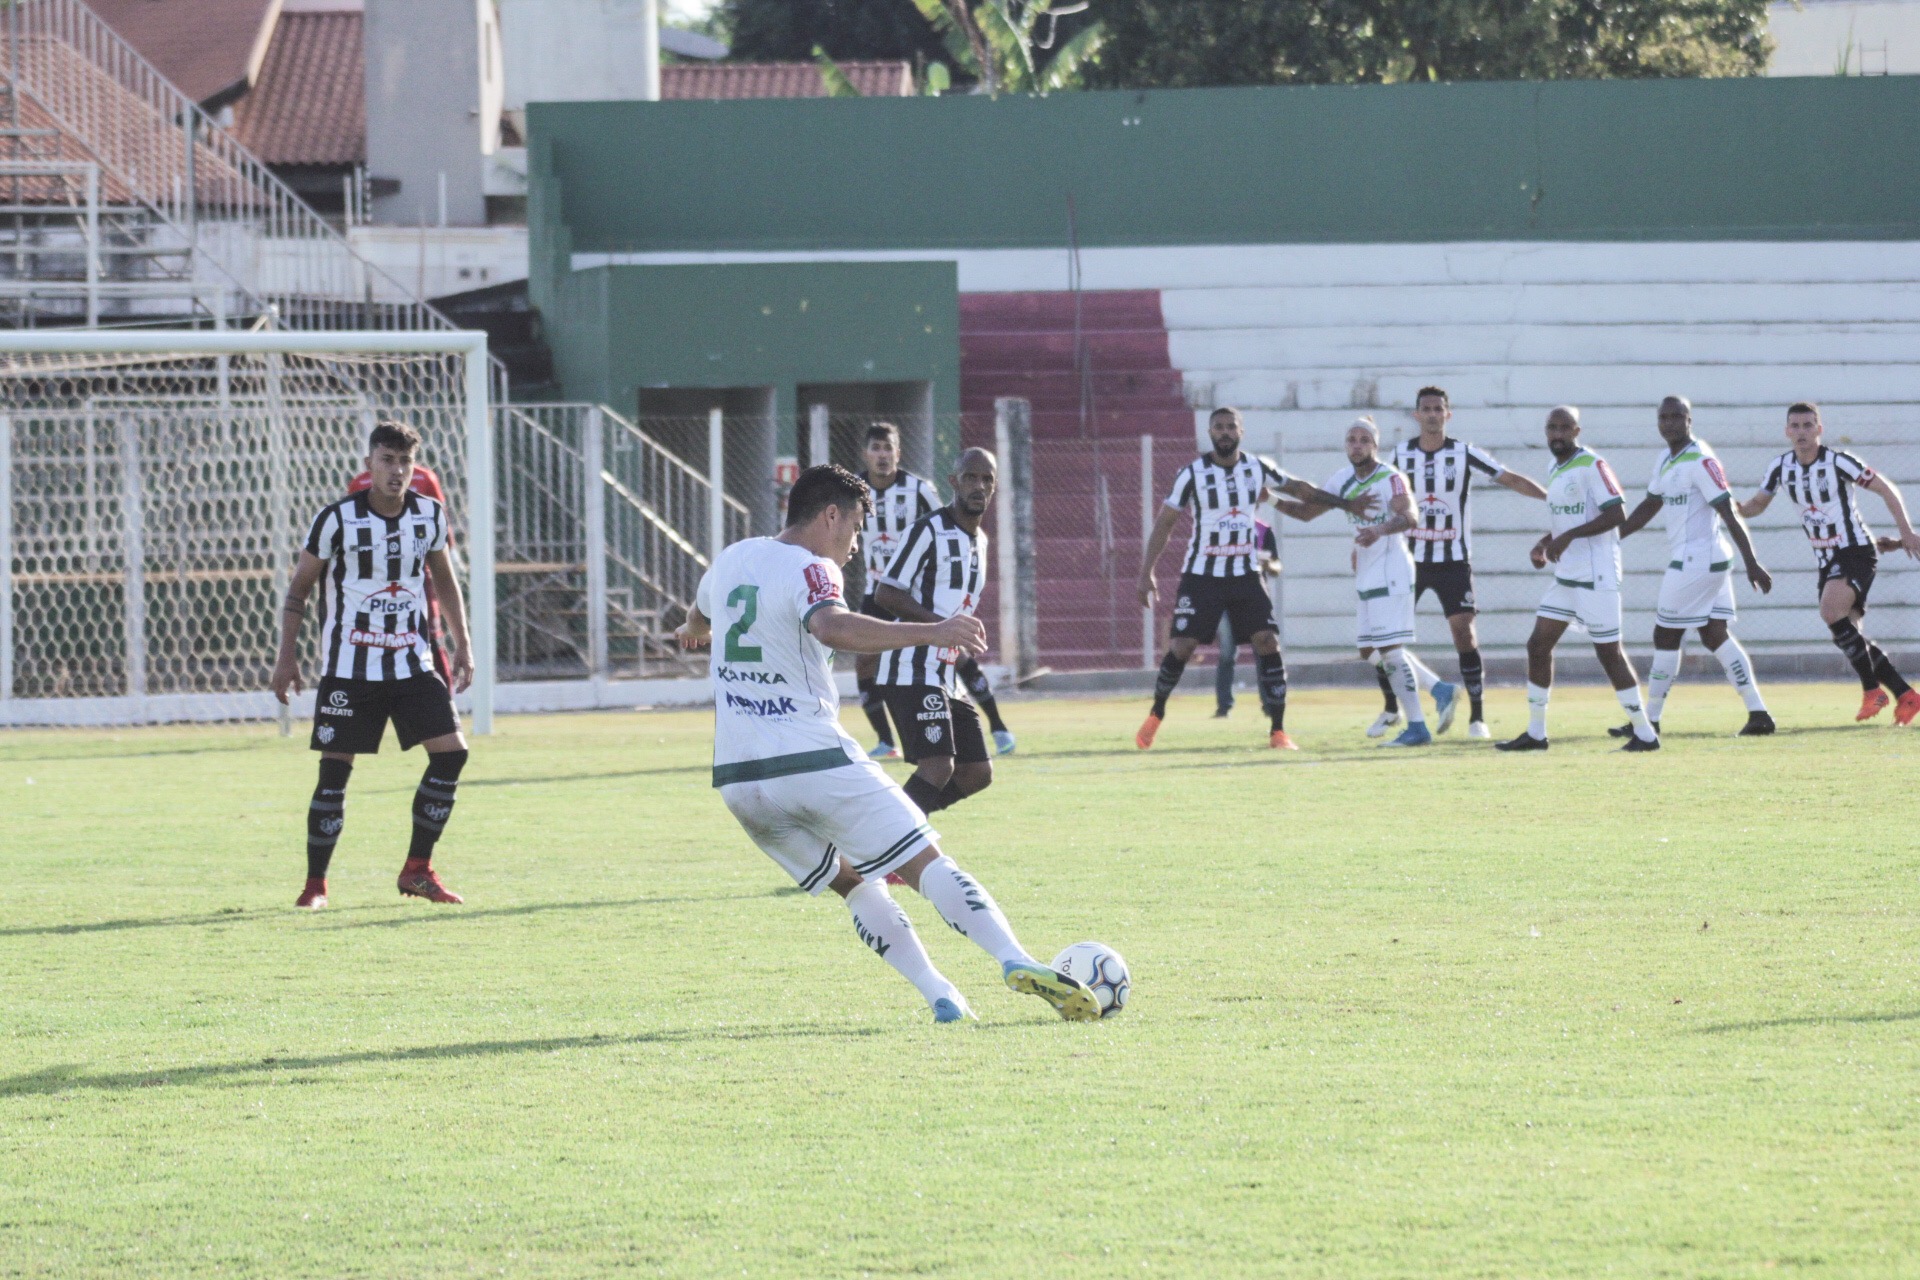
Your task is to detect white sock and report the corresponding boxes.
[844,880,961,1009]
[1616,684,1657,742]
[915,855,1034,968]
[1405,651,1441,692]
[1384,649,1426,725]
[1712,638,1766,712]
[1646,647,1682,723]
[1527,681,1550,739]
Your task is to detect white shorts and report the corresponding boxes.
[1656,561,1736,629]
[719,759,938,895]
[1356,589,1416,649]
[1537,580,1623,643]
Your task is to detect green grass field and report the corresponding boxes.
[3,682,1918,1278]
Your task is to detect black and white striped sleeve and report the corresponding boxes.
[1760,455,1786,494]
[1465,443,1504,477]
[877,518,935,593]
[1257,455,1296,493]
[1163,464,1195,511]
[914,476,941,516]
[303,502,341,559]
[427,498,449,552]
[1833,450,1876,487]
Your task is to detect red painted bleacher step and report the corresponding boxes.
[959,290,1197,671]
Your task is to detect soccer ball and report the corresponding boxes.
[1052,941,1129,1017]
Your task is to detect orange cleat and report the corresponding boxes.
[1857,689,1891,722]
[1269,730,1298,751]
[397,860,464,904]
[295,878,328,910]
[1134,714,1161,750]
[1897,691,1920,727]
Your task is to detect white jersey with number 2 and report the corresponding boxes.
[696,537,864,786]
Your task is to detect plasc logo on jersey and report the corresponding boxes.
[803,563,841,606]
[363,583,418,616]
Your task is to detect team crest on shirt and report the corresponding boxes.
[316,725,335,744]
[925,725,944,744]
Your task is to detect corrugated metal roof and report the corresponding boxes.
[662,61,914,100]
[86,0,278,107]
[229,10,363,166]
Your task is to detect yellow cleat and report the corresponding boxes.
[1003,961,1102,1022]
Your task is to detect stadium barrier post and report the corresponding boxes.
[808,402,828,470]
[993,399,1019,673]
[1002,397,1040,680]
[0,414,11,703]
[116,413,148,708]
[708,407,725,559]
[264,348,293,736]
[584,406,608,686]
[463,337,495,735]
[1140,433,1154,668]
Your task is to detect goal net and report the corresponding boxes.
[0,330,493,730]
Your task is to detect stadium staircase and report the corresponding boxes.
[960,289,1197,672]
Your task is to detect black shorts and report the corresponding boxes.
[880,685,989,766]
[1171,573,1275,646]
[859,592,896,621]
[1818,547,1878,610]
[310,673,459,754]
[1413,560,1477,616]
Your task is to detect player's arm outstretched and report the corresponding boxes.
[1272,475,1378,519]
[1616,492,1663,539]
[1862,472,1920,559]
[270,551,328,703]
[1495,469,1549,499]
[677,601,984,657]
[424,548,476,692]
[1711,495,1772,593]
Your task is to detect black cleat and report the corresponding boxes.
[1738,710,1776,736]
[1494,732,1550,752]
[1619,734,1662,752]
[1608,719,1660,739]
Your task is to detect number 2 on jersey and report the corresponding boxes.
[724,585,762,662]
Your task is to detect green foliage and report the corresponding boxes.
[813,44,865,95]
[722,0,954,64]
[1084,0,1772,89]
[4,688,1920,1275]
[908,0,1109,93]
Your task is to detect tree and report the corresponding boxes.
[907,0,1107,93]
[1081,0,1771,89]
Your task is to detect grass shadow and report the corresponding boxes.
[460,764,708,788]
[0,907,277,939]
[0,1023,889,1096]
[1693,1008,1920,1035]
[317,890,790,930]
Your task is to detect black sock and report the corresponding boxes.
[1829,619,1880,690]
[1151,651,1188,718]
[307,757,352,879]
[903,773,948,814]
[1458,647,1485,721]
[1256,650,1288,732]
[858,677,892,746]
[958,660,1009,734]
[1870,644,1913,698]
[1375,663,1399,714]
[939,779,969,809]
[406,749,468,865]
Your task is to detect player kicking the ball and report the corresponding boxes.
[677,464,1099,1023]
[272,421,474,908]
[1495,407,1660,752]
[1738,402,1920,725]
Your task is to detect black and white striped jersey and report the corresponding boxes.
[303,490,450,681]
[1164,452,1295,578]
[1761,446,1878,561]
[874,507,986,690]
[860,470,942,580]
[1391,436,1504,564]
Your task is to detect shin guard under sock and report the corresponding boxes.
[1830,618,1880,690]
[844,880,961,1009]
[406,749,467,864]
[1374,661,1399,713]
[1871,644,1914,698]
[1256,650,1288,732]
[958,660,1009,734]
[307,757,353,879]
[1151,651,1188,718]
[914,854,1033,967]
[903,774,949,815]
[1458,647,1485,720]
[858,677,893,746]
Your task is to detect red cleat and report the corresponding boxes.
[397,861,464,904]
[1897,691,1920,727]
[1135,714,1161,750]
[885,873,906,886]
[1269,730,1298,751]
[295,878,328,910]
[1857,689,1891,722]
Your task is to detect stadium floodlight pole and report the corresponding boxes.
[0,328,497,732]
[994,399,1019,672]
[1140,433,1154,669]
[708,407,725,559]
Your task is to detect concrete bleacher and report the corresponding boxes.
[1154,240,1920,660]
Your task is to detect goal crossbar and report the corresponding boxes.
[0,330,496,733]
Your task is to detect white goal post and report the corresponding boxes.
[0,329,495,733]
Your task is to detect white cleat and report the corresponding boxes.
[1366,711,1403,739]
[1467,720,1492,740]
